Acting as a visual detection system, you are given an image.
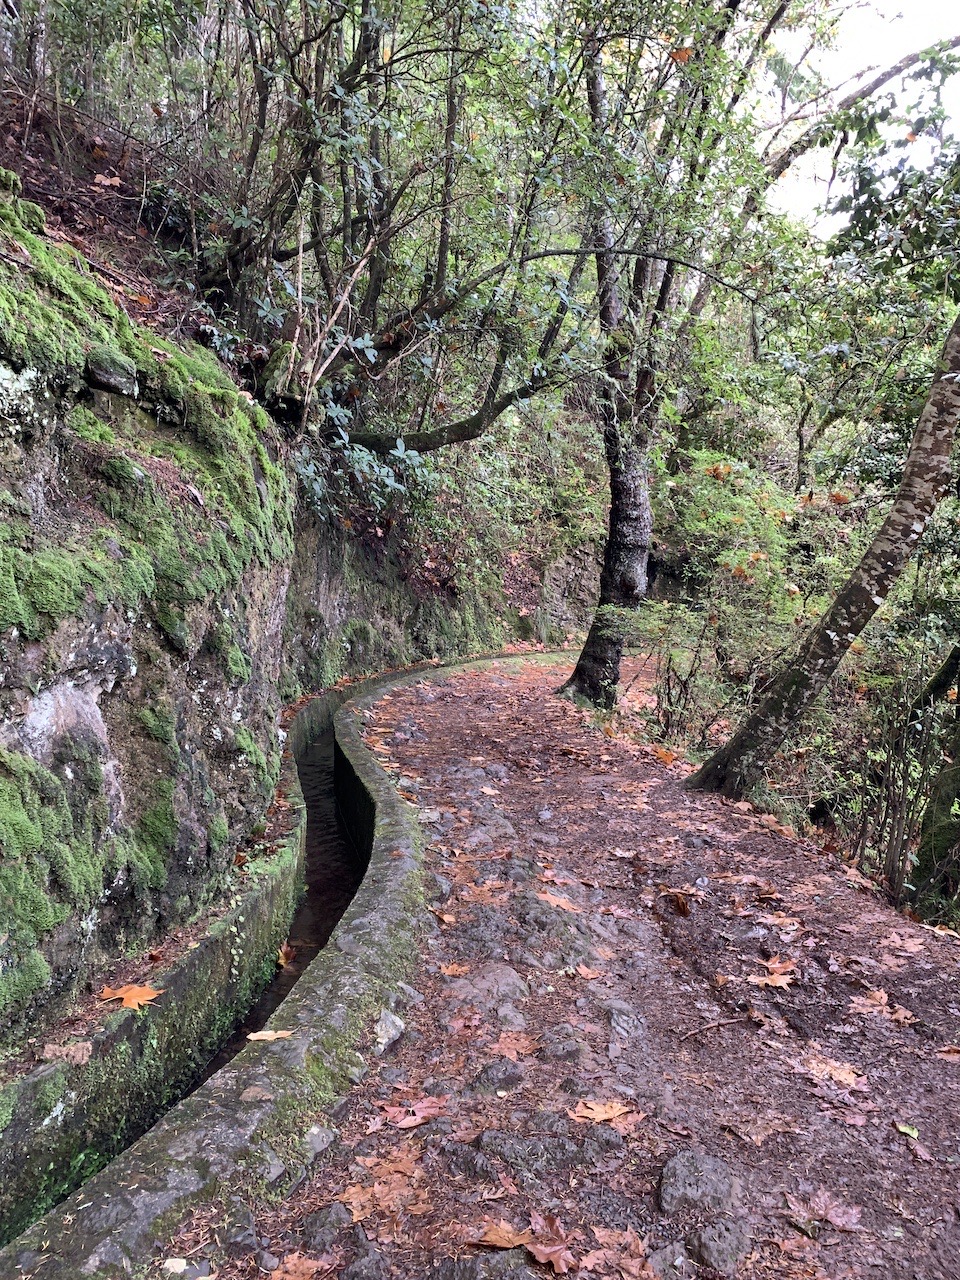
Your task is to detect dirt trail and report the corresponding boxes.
[163,657,960,1280]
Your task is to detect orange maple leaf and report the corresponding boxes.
[567,1099,634,1123]
[98,983,163,1010]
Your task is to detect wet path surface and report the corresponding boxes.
[199,730,366,1081]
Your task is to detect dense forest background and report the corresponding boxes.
[3,0,960,940]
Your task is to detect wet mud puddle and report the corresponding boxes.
[198,730,366,1082]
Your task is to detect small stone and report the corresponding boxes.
[258,1143,286,1185]
[256,1251,280,1272]
[301,1201,352,1252]
[431,1248,540,1278]
[84,345,139,396]
[220,1202,258,1255]
[603,998,644,1040]
[659,1149,743,1216]
[685,1219,751,1275]
[304,1125,336,1158]
[342,1248,391,1279]
[373,1008,404,1055]
[475,1059,527,1092]
[648,1241,695,1278]
[496,1002,527,1030]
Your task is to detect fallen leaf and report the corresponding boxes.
[567,1099,634,1123]
[801,1052,865,1089]
[849,988,917,1024]
[747,971,794,989]
[440,962,471,976]
[935,1044,960,1061]
[379,1094,449,1128]
[652,746,676,765]
[98,983,163,1010]
[894,1121,919,1139]
[270,1252,341,1279]
[490,1031,540,1061]
[41,1040,92,1066]
[93,173,121,186]
[528,1240,578,1274]
[787,1187,862,1234]
[575,964,602,980]
[247,1029,293,1041]
[278,940,297,968]
[471,1218,533,1249]
[536,890,582,913]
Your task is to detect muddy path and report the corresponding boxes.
[160,657,960,1280]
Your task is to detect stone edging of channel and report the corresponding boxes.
[0,670,426,1279]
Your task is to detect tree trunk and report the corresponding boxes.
[562,428,652,708]
[687,312,960,798]
[560,33,653,708]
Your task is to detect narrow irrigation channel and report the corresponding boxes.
[199,728,367,1083]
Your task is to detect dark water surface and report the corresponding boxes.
[197,730,366,1082]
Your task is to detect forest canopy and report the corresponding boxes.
[3,0,960,919]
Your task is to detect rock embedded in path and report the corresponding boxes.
[431,1249,539,1279]
[372,1008,404,1055]
[342,1246,391,1279]
[685,1218,751,1275]
[603,997,645,1041]
[648,1240,696,1278]
[436,1249,539,1279]
[446,962,530,1010]
[658,1148,743,1216]
[474,1059,527,1092]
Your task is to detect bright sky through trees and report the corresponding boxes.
[771,0,960,227]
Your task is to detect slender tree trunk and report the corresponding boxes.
[687,313,960,798]
[560,34,653,708]
[564,426,652,707]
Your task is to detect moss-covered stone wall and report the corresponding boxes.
[0,160,597,1050]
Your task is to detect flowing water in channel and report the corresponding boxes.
[197,729,367,1082]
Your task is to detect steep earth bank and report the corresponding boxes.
[0,166,597,1050]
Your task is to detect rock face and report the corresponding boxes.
[0,167,598,1046]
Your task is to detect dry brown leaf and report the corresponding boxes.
[849,988,917,1024]
[379,1094,449,1128]
[567,1099,634,1123]
[98,983,163,1010]
[247,1029,293,1041]
[528,1240,578,1274]
[935,1044,960,1060]
[270,1252,341,1279]
[471,1219,533,1249]
[41,1040,92,1066]
[278,940,297,968]
[440,962,471,976]
[747,971,794,989]
[536,890,582,913]
[801,1051,865,1088]
[490,1031,540,1062]
[575,964,603,980]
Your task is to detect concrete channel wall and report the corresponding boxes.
[0,673,425,1278]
